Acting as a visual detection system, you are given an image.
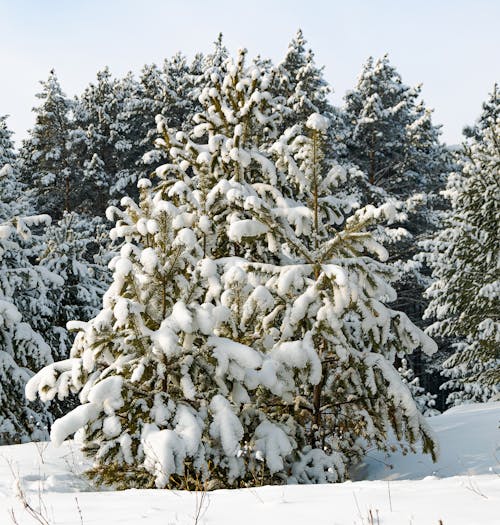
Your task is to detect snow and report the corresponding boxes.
[50,403,100,447]
[351,401,500,481]
[208,336,262,379]
[0,403,498,524]
[306,112,329,132]
[227,218,268,242]
[142,424,188,488]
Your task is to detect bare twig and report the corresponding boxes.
[193,479,210,525]
[387,479,393,512]
[75,497,84,525]
[34,442,49,464]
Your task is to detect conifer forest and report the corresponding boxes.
[0,9,498,524]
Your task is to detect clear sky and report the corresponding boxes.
[0,0,498,145]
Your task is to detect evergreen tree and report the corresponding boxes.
[19,71,75,219]
[27,51,332,488]
[139,53,203,180]
[161,52,202,131]
[0,136,59,443]
[28,47,438,487]
[39,212,109,361]
[274,30,347,157]
[398,359,440,417]
[73,67,132,215]
[0,115,16,168]
[264,113,438,465]
[275,30,331,129]
[423,86,500,405]
[27,177,322,488]
[158,50,438,469]
[342,55,451,398]
[341,54,448,227]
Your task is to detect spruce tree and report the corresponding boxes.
[423,86,499,405]
[19,71,75,219]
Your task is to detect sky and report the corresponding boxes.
[0,0,498,145]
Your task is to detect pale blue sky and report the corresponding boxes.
[0,0,498,145]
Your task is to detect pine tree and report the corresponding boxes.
[148,49,438,474]
[38,212,109,361]
[274,30,347,157]
[27,48,342,488]
[26,178,318,488]
[264,113,438,465]
[19,71,75,219]
[342,55,451,399]
[398,359,440,417]
[275,30,331,129]
[28,47,439,487]
[0,130,59,443]
[160,50,439,466]
[73,67,132,215]
[139,53,203,182]
[423,86,500,405]
[0,116,16,168]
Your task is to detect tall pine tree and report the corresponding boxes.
[19,71,75,219]
[342,55,451,397]
[1,124,59,443]
[423,86,499,405]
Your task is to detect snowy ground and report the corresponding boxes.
[1,402,499,525]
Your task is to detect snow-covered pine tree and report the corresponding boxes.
[0,116,16,168]
[39,212,109,361]
[106,72,146,202]
[398,359,440,417]
[1,130,59,443]
[274,30,331,130]
[73,67,134,215]
[191,33,229,103]
[342,54,449,221]
[156,50,439,470]
[26,177,321,488]
[342,55,450,399]
[19,71,75,219]
[273,30,347,157]
[423,86,500,405]
[27,46,439,488]
[463,83,499,141]
[262,113,439,465]
[161,52,203,132]
[139,53,203,183]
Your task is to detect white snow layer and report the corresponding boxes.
[306,112,329,132]
[0,402,499,525]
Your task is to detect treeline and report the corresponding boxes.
[0,32,497,487]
